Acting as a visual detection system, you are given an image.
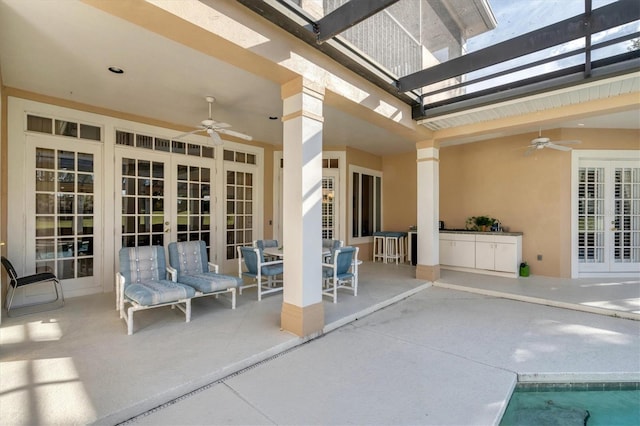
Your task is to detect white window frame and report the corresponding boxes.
[349,165,383,246]
[571,149,640,278]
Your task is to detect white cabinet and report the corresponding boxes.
[439,232,522,277]
[440,233,476,268]
[475,235,521,273]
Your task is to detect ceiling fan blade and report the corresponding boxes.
[173,128,205,139]
[546,143,572,151]
[209,130,223,146]
[524,146,537,156]
[552,139,581,146]
[217,128,253,141]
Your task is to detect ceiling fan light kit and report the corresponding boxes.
[174,96,253,146]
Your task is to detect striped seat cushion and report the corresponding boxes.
[177,273,240,293]
[124,279,196,306]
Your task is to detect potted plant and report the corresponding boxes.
[466,216,496,231]
[519,261,530,277]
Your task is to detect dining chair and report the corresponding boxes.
[1,256,65,317]
[322,246,359,303]
[237,246,284,301]
[322,239,343,262]
[255,239,280,261]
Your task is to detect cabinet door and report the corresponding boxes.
[475,241,494,270]
[494,243,517,272]
[439,239,454,265]
[455,241,476,268]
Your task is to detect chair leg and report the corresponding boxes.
[127,307,134,335]
[6,286,16,316]
[230,288,236,309]
[185,299,191,323]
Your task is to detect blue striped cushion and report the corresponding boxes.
[177,273,240,293]
[124,279,195,306]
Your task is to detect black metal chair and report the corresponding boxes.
[1,256,65,317]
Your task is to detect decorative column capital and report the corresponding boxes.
[281,76,325,101]
[416,139,439,149]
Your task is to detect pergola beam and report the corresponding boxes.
[398,0,640,92]
[315,0,400,43]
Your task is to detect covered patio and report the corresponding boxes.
[1,261,637,425]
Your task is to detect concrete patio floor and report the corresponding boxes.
[1,263,638,425]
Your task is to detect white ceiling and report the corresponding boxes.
[0,0,637,156]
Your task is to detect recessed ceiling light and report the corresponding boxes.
[108,66,124,74]
[578,123,585,126]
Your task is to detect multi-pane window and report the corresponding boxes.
[351,168,382,238]
[322,177,336,239]
[28,114,101,141]
[115,130,214,159]
[613,167,640,263]
[35,148,95,278]
[225,170,254,260]
[577,167,605,263]
[176,165,211,248]
[121,158,165,248]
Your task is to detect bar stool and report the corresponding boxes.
[385,232,407,264]
[372,231,386,262]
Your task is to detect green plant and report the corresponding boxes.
[466,215,496,230]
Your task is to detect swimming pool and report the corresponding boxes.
[500,382,640,426]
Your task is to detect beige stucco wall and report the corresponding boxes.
[382,151,417,232]
[438,128,640,278]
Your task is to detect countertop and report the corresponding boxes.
[440,229,523,236]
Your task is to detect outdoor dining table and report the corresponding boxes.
[263,247,331,258]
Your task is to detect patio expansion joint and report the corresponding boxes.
[115,338,313,425]
[433,281,640,321]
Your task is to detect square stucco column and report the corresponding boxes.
[280,78,325,337]
[416,141,440,282]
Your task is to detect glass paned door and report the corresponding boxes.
[577,160,640,273]
[613,166,640,267]
[223,164,254,271]
[176,164,212,250]
[322,172,339,239]
[117,152,215,257]
[120,157,167,248]
[577,166,605,267]
[27,136,103,297]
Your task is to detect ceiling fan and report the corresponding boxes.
[174,96,253,146]
[524,130,581,156]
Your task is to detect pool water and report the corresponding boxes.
[500,386,640,426]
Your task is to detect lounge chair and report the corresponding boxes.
[117,245,195,335]
[168,241,239,309]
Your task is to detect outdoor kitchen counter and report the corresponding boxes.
[440,230,523,236]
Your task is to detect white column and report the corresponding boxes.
[280,77,325,337]
[416,141,440,281]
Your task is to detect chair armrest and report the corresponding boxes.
[262,259,284,267]
[322,262,334,269]
[166,266,178,282]
[207,262,219,273]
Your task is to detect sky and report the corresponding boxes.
[466,0,620,51]
[460,0,637,91]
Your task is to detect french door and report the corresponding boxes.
[26,135,103,298]
[221,162,256,272]
[322,170,340,239]
[116,150,216,261]
[577,160,640,273]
